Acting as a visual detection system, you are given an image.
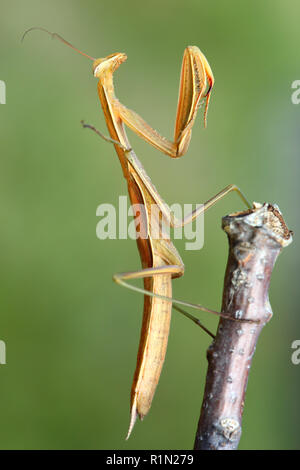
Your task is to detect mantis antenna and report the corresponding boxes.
[21,27,96,61]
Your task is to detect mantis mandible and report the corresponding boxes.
[23,28,252,439]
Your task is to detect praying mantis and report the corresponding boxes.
[23,28,252,440]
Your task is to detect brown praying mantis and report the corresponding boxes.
[23,28,252,439]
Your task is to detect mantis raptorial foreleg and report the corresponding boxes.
[94,45,214,158]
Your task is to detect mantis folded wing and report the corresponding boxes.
[23,29,251,440]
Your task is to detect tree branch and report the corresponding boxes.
[193,202,293,450]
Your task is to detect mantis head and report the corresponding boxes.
[93,53,127,78]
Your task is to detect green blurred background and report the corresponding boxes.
[0,0,299,450]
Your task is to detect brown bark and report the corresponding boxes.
[194,202,293,450]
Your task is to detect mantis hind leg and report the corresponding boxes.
[113,266,259,325]
[113,265,214,337]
